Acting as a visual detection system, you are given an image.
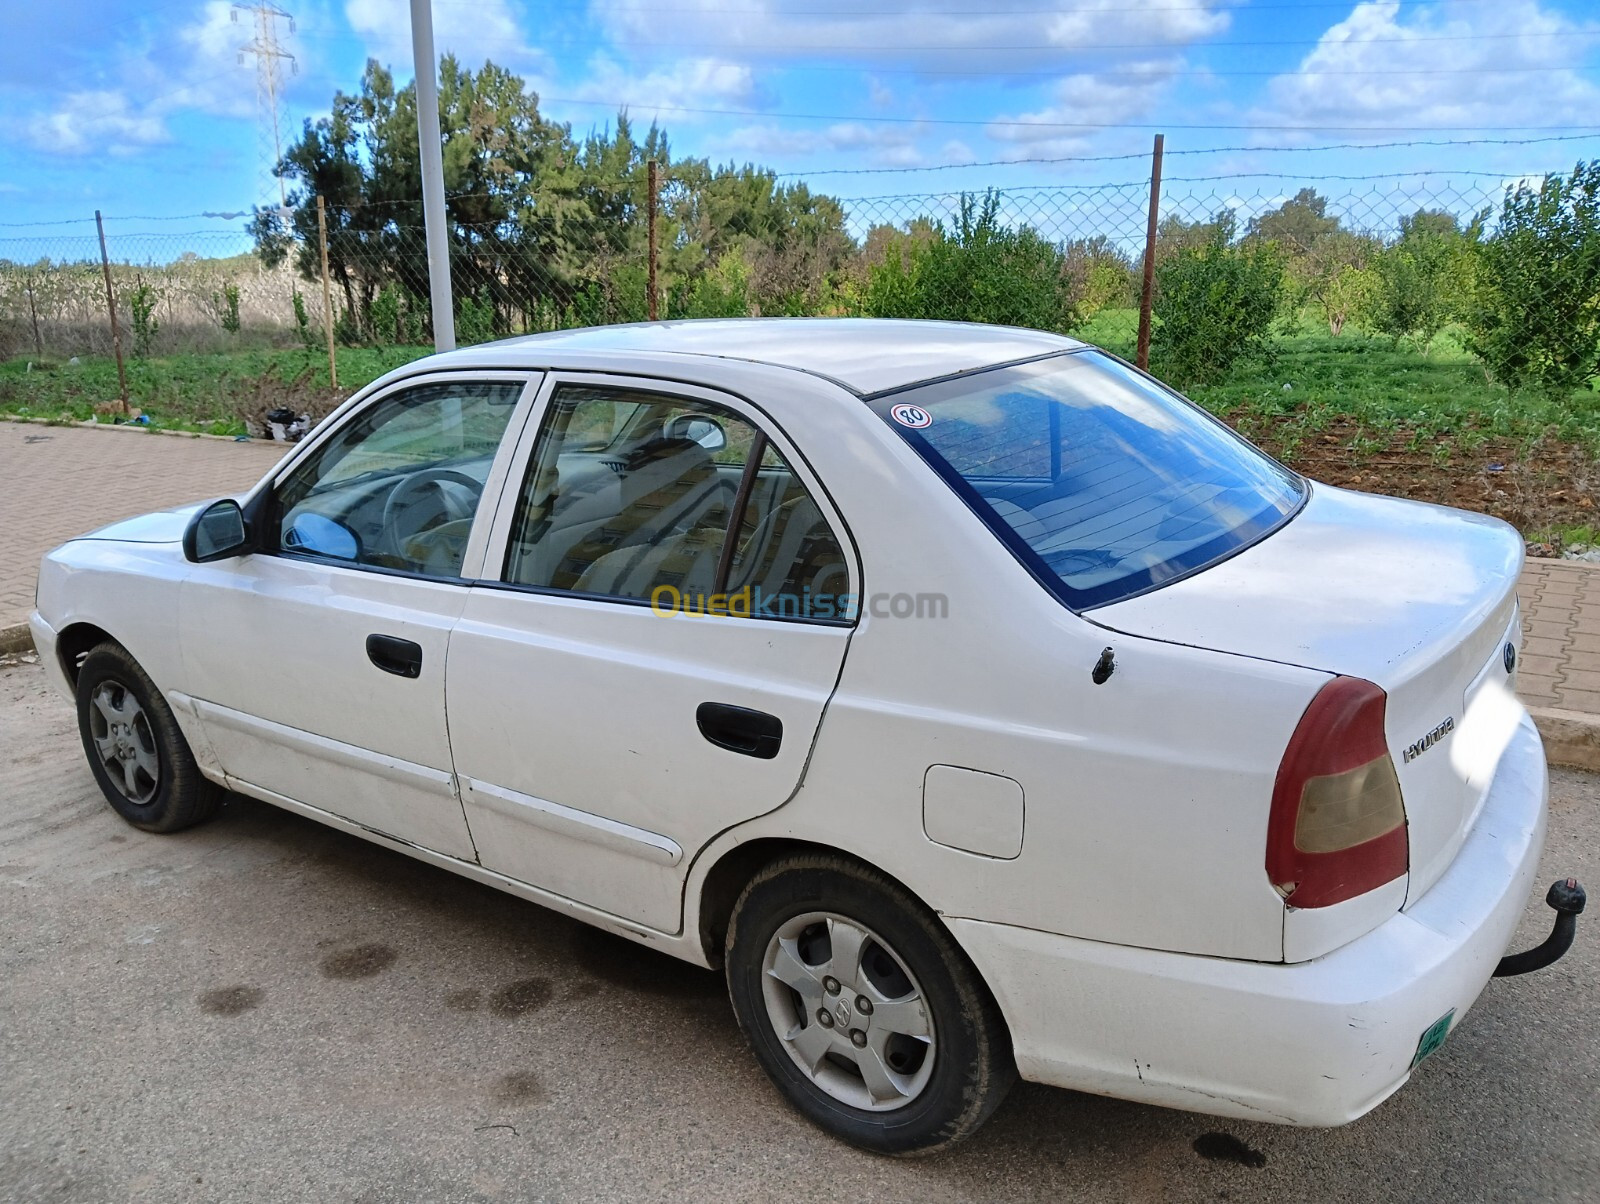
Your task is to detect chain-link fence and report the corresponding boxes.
[0,169,1543,366]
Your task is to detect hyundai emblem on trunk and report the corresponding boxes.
[1403,717,1456,763]
[1504,642,1517,674]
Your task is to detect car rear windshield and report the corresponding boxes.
[871,351,1304,609]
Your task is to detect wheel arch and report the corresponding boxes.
[54,621,117,686]
[691,837,1006,1033]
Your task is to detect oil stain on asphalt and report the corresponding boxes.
[488,978,553,1017]
[1193,1132,1268,1168]
[198,986,264,1016]
[491,1071,546,1106]
[319,943,397,979]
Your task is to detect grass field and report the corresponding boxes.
[5,318,1598,542]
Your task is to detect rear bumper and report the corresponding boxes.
[949,712,1549,1126]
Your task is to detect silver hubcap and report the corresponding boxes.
[761,912,935,1111]
[88,680,160,805]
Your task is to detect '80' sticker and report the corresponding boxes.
[890,403,933,429]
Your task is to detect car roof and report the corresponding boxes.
[422,318,1084,396]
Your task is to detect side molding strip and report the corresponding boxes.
[464,777,684,867]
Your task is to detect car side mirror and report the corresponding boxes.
[183,498,251,563]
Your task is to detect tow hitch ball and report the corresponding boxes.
[1495,879,1586,978]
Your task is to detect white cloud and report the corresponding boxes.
[344,0,546,73]
[21,2,282,156]
[986,59,1182,155]
[713,121,927,165]
[25,90,170,154]
[565,56,765,118]
[590,0,1230,74]
[1257,0,1600,140]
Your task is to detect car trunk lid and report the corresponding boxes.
[1091,483,1525,907]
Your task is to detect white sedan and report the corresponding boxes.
[30,319,1583,1153]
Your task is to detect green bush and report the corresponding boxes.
[1467,161,1600,394]
[213,282,242,335]
[128,278,160,358]
[1367,213,1473,353]
[675,250,751,318]
[1151,235,1285,385]
[863,191,1078,333]
[291,289,319,350]
[456,290,496,346]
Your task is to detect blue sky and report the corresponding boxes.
[2,0,1599,239]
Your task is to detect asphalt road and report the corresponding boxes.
[2,657,1597,1204]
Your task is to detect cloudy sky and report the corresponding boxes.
[2,0,1599,232]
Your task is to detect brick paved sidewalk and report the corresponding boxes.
[1,421,284,625]
[5,418,1600,765]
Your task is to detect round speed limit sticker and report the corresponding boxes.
[890,403,933,429]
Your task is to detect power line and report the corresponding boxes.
[557,29,1599,50]
[543,95,1600,133]
[773,133,1600,176]
[438,0,1509,11]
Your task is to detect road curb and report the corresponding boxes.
[0,622,33,655]
[1529,706,1600,774]
[3,415,279,446]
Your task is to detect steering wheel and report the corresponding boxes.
[380,468,483,563]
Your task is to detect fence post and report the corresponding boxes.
[94,210,130,415]
[1135,133,1165,372]
[316,196,339,389]
[647,159,660,322]
[25,275,43,358]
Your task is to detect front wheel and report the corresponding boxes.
[725,854,1015,1155]
[76,642,222,833]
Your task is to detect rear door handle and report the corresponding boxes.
[366,634,423,679]
[696,702,783,759]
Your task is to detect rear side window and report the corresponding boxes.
[503,385,851,621]
[873,351,1303,609]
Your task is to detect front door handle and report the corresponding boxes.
[366,634,423,679]
[696,702,783,759]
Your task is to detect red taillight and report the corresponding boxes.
[1266,676,1408,908]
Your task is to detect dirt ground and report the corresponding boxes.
[1234,414,1600,548]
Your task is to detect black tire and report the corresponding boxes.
[75,641,222,833]
[725,854,1015,1155]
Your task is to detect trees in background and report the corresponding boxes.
[251,56,854,340]
[1151,225,1285,385]
[1467,161,1600,394]
[244,64,1598,402]
[862,192,1079,332]
[1365,210,1476,353]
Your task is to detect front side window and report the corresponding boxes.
[274,380,523,577]
[874,351,1303,609]
[504,385,850,620]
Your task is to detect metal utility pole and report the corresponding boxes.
[316,196,339,388]
[25,275,43,358]
[410,0,456,351]
[233,3,298,210]
[647,159,660,321]
[94,211,130,415]
[1136,133,1165,372]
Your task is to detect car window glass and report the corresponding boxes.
[875,351,1302,609]
[504,385,849,620]
[275,380,522,578]
[725,444,852,619]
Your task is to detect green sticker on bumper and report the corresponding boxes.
[1411,1009,1456,1068]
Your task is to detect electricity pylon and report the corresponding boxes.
[232,3,297,211]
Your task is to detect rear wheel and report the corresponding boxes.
[76,642,222,833]
[725,854,1015,1154]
